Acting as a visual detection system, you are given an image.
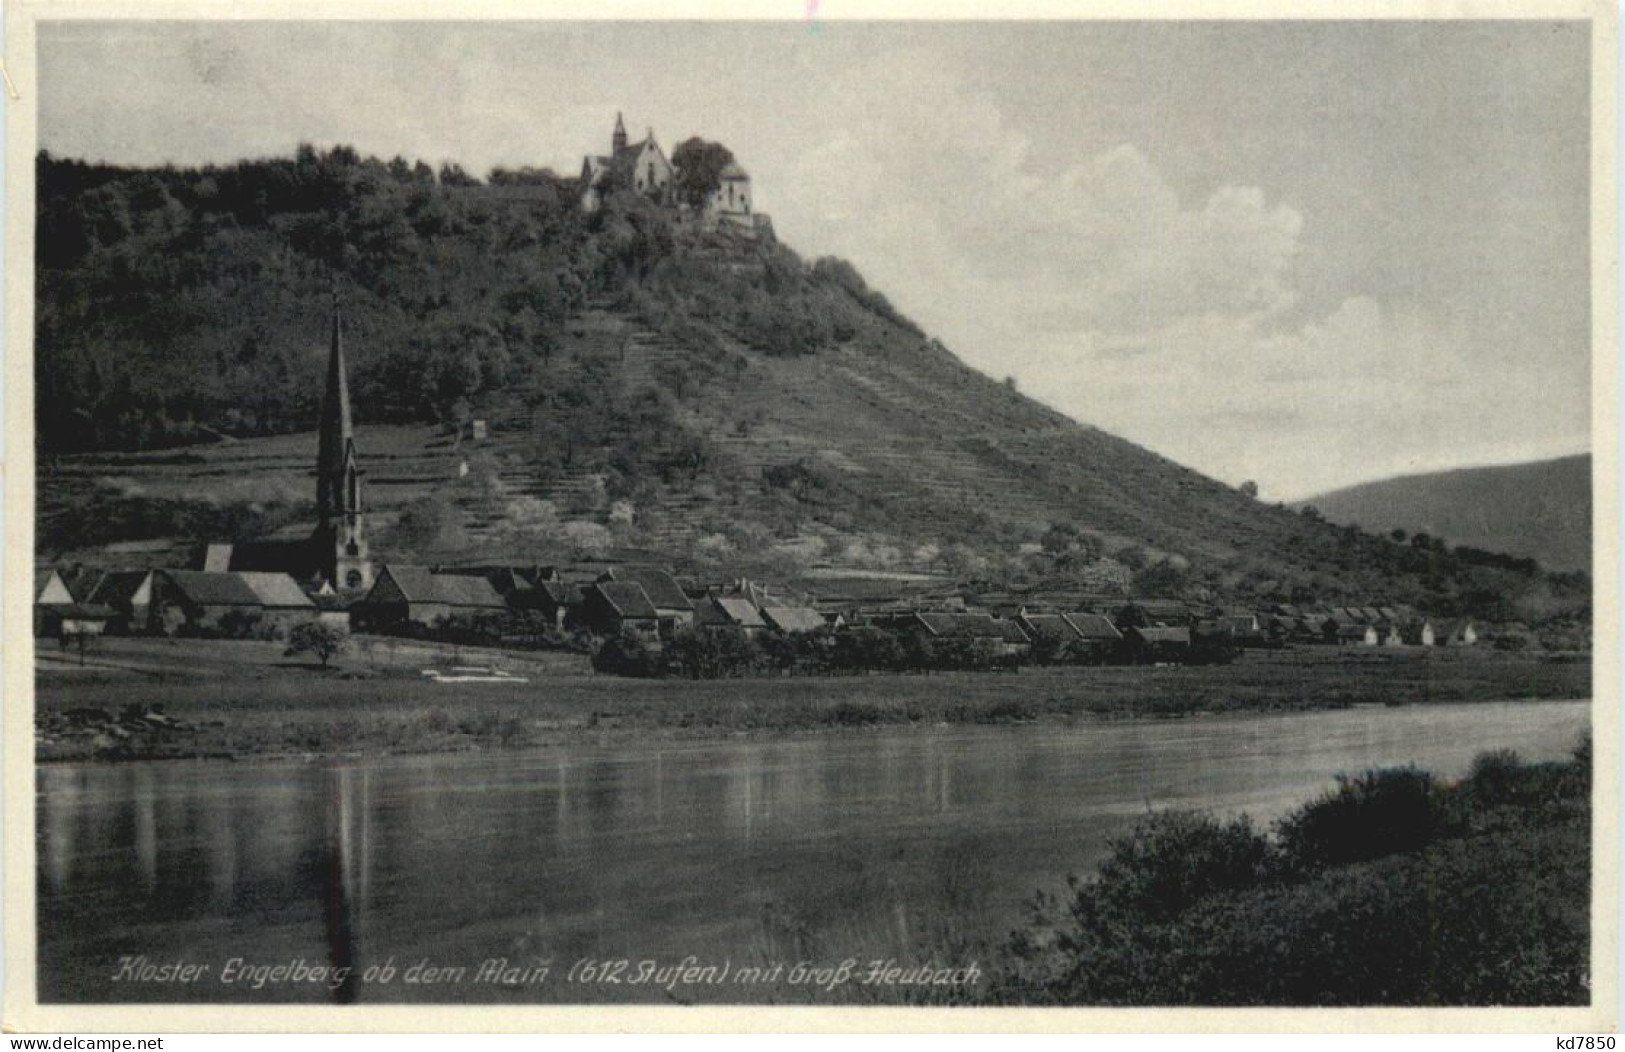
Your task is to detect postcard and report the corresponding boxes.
[5,0,1617,1034]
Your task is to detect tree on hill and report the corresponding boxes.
[671,138,736,209]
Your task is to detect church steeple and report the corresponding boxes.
[313,283,370,592]
[316,283,355,519]
[612,111,628,155]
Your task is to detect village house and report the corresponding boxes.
[1296,616,1334,644]
[1122,625,1192,664]
[578,579,662,640]
[693,595,769,636]
[1065,613,1127,661]
[1436,620,1480,646]
[1016,612,1084,651]
[1401,619,1437,646]
[902,612,1032,660]
[148,570,317,637]
[354,565,506,630]
[86,570,158,634]
[596,568,694,635]
[1338,623,1381,646]
[512,578,585,631]
[34,569,115,639]
[760,603,827,635]
[1017,611,1122,663]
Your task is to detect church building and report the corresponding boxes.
[199,290,373,594]
[579,113,674,212]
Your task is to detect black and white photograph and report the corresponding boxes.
[6,4,1617,1031]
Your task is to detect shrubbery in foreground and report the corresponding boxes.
[997,738,1591,1006]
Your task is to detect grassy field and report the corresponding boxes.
[32,636,1591,763]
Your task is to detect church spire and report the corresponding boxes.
[316,281,354,519]
[612,111,627,155]
[312,280,370,592]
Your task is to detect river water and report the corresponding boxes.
[37,700,1589,1004]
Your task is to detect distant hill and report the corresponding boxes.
[1302,456,1591,572]
[31,147,1590,622]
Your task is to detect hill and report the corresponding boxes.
[32,147,1589,623]
[1302,456,1591,573]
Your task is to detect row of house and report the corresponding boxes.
[32,567,348,640]
[32,555,1495,664]
[349,564,833,645]
[1007,598,1483,650]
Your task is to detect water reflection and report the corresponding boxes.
[37,701,1589,1004]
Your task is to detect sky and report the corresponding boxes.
[37,19,1594,499]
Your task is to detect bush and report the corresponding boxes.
[1000,750,1592,1006]
[1089,811,1273,926]
[663,626,760,679]
[1466,748,1524,807]
[1274,767,1447,871]
[1002,811,1271,1005]
[591,633,661,677]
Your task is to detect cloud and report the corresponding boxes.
[769,54,1302,348]
[761,50,1587,498]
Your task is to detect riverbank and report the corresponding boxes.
[34,636,1590,762]
[993,742,1592,1006]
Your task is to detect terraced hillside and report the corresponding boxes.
[34,147,1584,618]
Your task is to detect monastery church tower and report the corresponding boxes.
[313,289,371,593]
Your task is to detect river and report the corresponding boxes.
[36,700,1589,1004]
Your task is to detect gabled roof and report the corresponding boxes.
[711,596,767,629]
[986,618,1032,644]
[718,161,749,180]
[761,605,825,633]
[538,580,583,606]
[585,137,666,187]
[1126,599,1190,623]
[1064,613,1124,640]
[481,568,535,596]
[378,566,506,608]
[235,572,317,609]
[161,570,263,607]
[427,573,507,608]
[913,611,974,637]
[692,596,731,628]
[695,596,767,629]
[35,569,67,603]
[913,612,1028,642]
[1019,613,1082,644]
[591,581,659,620]
[89,570,153,607]
[1338,624,1376,639]
[601,569,691,611]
